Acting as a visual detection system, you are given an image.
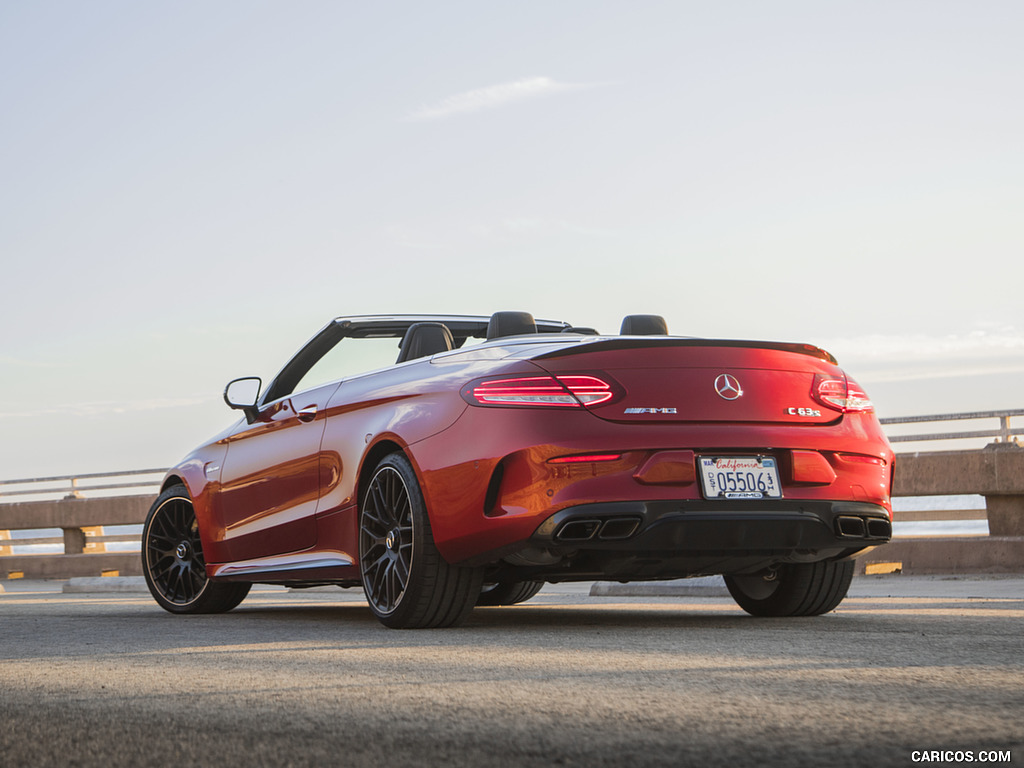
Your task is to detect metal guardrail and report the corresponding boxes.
[0,469,166,499]
[879,409,1024,445]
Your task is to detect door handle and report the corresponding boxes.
[297,406,318,423]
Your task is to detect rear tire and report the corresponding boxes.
[359,453,484,628]
[142,485,250,614]
[477,580,544,606]
[724,559,854,617]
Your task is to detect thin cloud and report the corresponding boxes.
[0,355,60,369]
[817,330,1024,363]
[0,397,213,419]
[812,329,1024,383]
[407,77,595,121]
[857,361,1024,384]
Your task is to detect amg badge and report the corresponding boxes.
[624,407,677,414]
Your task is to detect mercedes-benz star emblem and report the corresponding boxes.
[714,374,743,400]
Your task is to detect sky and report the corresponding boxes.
[2,1,1023,480]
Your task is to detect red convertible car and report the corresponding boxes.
[142,312,894,628]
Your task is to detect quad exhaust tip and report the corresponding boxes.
[555,516,642,542]
[836,515,892,540]
[866,518,892,538]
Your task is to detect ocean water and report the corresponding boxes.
[892,519,989,536]
[890,494,988,537]
[891,494,986,512]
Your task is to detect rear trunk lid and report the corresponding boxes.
[530,338,843,425]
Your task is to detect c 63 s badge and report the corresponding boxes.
[788,407,822,417]
[624,407,677,414]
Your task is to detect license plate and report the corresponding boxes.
[698,456,782,500]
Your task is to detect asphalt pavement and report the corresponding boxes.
[1,574,1022,768]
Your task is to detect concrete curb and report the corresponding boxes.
[591,576,730,598]
[62,576,149,594]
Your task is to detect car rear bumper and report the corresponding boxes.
[459,498,892,581]
[532,499,892,553]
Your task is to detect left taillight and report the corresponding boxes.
[462,374,617,408]
[813,373,874,413]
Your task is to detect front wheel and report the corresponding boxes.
[358,453,483,629]
[142,485,250,614]
[724,559,854,617]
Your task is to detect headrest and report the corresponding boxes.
[396,322,455,364]
[620,314,668,335]
[486,311,537,339]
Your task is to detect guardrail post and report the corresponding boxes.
[1,530,11,557]
[63,527,87,555]
[982,442,1024,537]
[985,496,1024,537]
[60,525,109,554]
[1000,415,1015,445]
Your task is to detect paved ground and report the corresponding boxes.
[1,575,1022,768]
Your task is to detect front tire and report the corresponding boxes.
[142,484,250,614]
[359,453,483,629]
[724,559,854,617]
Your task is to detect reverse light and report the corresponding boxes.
[813,374,874,413]
[464,374,616,408]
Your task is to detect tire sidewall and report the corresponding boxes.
[477,580,544,606]
[725,560,854,617]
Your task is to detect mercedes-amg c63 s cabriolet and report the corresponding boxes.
[142,312,894,628]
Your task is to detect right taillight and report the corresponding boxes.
[813,373,874,413]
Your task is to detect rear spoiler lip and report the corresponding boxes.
[531,337,839,365]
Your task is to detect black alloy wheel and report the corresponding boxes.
[359,462,415,615]
[142,485,250,614]
[359,453,483,629]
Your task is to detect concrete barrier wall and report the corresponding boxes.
[895,444,1024,536]
[895,444,1024,496]
[0,495,152,530]
[0,496,153,579]
[861,537,1024,576]
[1,552,143,579]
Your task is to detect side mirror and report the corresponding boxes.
[224,377,262,423]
